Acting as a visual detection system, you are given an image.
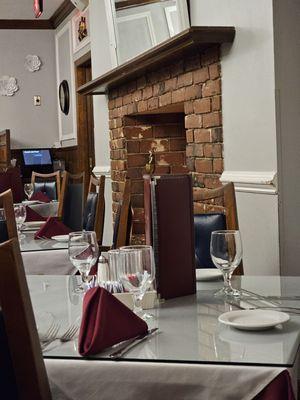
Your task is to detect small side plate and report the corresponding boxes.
[218,309,290,331]
[196,268,223,281]
[51,235,69,242]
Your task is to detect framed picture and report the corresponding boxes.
[72,7,90,53]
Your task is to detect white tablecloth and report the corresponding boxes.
[45,360,291,400]
[28,201,58,218]
[22,249,76,275]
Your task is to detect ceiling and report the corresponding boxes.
[0,0,65,20]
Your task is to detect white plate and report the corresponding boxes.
[196,268,223,281]
[51,235,69,242]
[22,200,40,205]
[218,309,290,331]
[24,221,45,228]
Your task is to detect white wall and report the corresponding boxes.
[273,0,300,275]
[190,0,280,274]
[0,30,58,149]
[89,0,114,244]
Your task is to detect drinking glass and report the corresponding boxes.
[210,230,242,297]
[14,204,26,240]
[118,245,155,317]
[68,231,99,292]
[24,183,34,200]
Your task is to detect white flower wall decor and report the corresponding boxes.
[24,55,42,72]
[0,76,19,96]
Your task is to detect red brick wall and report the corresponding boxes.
[108,45,223,243]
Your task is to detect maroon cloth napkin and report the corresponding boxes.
[254,370,295,400]
[78,287,148,356]
[25,206,46,222]
[34,217,71,239]
[31,191,50,203]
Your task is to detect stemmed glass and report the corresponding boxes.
[210,230,242,297]
[24,183,34,200]
[118,245,155,318]
[68,231,99,293]
[14,204,26,240]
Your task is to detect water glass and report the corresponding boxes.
[14,204,26,239]
[24,183,34,200]
[118,245,155,317]
[210,230,242,297]
[68,231,99,292]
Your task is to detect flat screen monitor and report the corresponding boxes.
[22,149,52,166]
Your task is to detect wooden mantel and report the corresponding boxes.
[77,26,235,96]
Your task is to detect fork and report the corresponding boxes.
[60,324,79,342]
[40,323,60,351]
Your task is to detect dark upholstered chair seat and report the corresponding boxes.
[0,311,18,399]
[83,192,98,231]
[34,181,57,201]
[194,213,226,269]
[0,221,9,243]
[62,182,84,231]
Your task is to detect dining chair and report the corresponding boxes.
[31,171,61,202]
[193,182,243,275]
[82,174,105,243]
[58,171,85,231]
[99,177,132,252]
[0,167,24,203]
[0,238,52,399]
[0,189,18,242]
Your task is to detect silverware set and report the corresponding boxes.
[226,288,300,315]
[108,328,159,359]
[40,322,79,351]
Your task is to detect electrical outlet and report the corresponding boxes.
[34,96,41,106]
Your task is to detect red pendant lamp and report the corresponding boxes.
[33,0,43,18]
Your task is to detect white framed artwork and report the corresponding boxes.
[72,7,90,53]
[55,21,77,143]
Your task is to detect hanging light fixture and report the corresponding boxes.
[33,0,43,18]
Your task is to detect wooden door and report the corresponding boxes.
[75,56,95,195]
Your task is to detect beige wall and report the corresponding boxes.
[0,30,59,149]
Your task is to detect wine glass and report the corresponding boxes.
[210,230,242,297]
[24,183,34,200]
[68,231,99,293]
[14,204,26,240]
[118,245,155,318]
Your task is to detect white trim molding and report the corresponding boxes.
[220,171,278,195]
[93,165,111,179]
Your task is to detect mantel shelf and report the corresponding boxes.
[77,26,235,96]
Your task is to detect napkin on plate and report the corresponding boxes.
[34,217,71,239]
[78,287,148,356]
[30,191,51,203]
[25,206,46,222]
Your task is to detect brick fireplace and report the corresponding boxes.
[107,45,223,243]
[77,28,235,244]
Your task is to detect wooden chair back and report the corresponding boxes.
[0,189,18,241]
[31,171,61,202]
[86,174,105,243]
[193,182,243,275]
[112,178,132,249]
[0,129,10,170]
[0,238,52,399]
[58,171,85,231]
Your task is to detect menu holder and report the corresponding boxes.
[144,174,196,300]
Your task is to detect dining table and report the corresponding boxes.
[21,231,75,275]
[28,274,300,400]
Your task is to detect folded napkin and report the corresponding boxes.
[78,287,148,356]
[25,206,46,222]
[34,217,71,239]
[30,191,50,203]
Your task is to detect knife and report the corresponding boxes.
[109,328,158,359]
